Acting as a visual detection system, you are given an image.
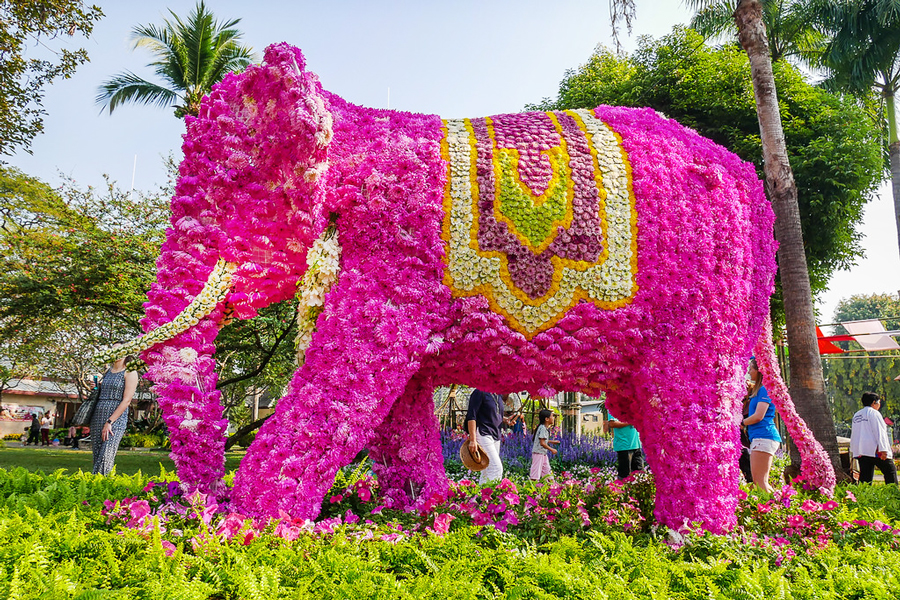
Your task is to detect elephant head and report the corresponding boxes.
[98,44,336,490]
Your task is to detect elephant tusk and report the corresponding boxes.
[95,259,238,364]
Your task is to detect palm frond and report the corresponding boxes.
[97,0,254,118]
[130,23,172,56]
[686,1,826,65]
[814,0,900,94]
[202,44,255,91]
[689,2,739,41]
[95,72,180,115]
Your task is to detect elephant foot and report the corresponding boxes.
[368,376,449,510]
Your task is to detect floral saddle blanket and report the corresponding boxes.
[440,109,638,338]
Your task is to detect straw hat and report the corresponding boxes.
[459,440,490,472]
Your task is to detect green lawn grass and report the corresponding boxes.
[0,445,246,476]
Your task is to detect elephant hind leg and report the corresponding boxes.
[368,376,449,509]
[622,364,743,534]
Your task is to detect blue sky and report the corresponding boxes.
[7,0,900,322]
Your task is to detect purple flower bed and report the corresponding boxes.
[441,428,617,472]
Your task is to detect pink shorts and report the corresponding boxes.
[530,453,553,480]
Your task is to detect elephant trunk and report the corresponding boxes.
[136,251,234,495]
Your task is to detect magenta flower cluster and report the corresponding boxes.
[103,475,891,567]
[728,486,899,566]
[141,43,833,534]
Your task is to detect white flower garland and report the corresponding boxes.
[295,227,341,365]
[95,259,238,364]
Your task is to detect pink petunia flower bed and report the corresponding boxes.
[103,470,897,567]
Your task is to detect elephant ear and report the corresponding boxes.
[174,43,334,274]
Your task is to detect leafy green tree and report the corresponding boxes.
[18,311,127,401]
[0,337,39,397]
[0,1,103,154]
[96,0,255,118]
[0,167,299,424]
[808,0,900,260]
[0,167,168,333]
[533,28,883,309]
[823,294,900,438]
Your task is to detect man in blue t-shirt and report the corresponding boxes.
[606,410,644,479]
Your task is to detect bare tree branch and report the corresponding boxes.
[609,0,637,53]
[215,309,298,389]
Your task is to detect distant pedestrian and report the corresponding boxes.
[530,409,559,480]
[503,393,525,436]
[67,424,79,449]
[26,414,40,445]
[606,409,644,479]
[40,413,52,446]
[850,392,897,485]
[742,358,782,494]
[466,389,504,484]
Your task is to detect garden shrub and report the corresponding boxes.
[1,505,900,599]
[1,464,900,598]
[0,468,160,514]
[121,432,167,449]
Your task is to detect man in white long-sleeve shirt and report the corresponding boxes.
[850,392,897,484]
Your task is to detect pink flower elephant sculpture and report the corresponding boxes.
[114,43,834,532]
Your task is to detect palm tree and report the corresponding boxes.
[610,0,842,472]
[96,1,255,119]
[809,0,900,260]
[690,0,825,63]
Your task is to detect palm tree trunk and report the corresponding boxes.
[734,0,842,472]
[886,89,900,259]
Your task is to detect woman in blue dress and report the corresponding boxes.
[741,358,782,493]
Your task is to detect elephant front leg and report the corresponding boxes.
[367,376,449,509]
[230,274,436,519]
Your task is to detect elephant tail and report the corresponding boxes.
[752,315,836,496]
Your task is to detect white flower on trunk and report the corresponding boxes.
[179,348,199,364]
[181,410,200,431]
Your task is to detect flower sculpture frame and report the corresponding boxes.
[124,43,833,533]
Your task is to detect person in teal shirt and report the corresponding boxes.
[606,409,644,479]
